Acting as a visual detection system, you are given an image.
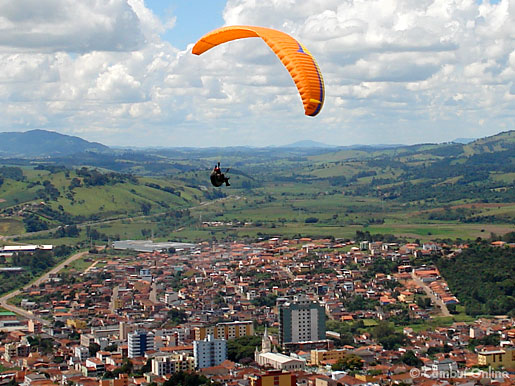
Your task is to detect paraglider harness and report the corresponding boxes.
[210,162,230,187]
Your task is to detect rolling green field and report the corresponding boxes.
[1,131,513,245]
[59,254,104,273]
[0,218,24,236]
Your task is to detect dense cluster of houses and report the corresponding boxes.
[0,237,513,386]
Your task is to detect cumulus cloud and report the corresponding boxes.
[0,0,513,146]
[0,0,145,52]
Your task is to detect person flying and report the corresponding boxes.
[210,162,230,187]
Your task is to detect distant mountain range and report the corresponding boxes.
[281,140,338,148]
[281,140,409,149]
[0,129,508,157]
[0,129,109,157]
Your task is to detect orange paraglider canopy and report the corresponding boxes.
[192,25,324,117]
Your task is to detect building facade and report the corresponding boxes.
[99,374,129,386]
[128,330,155,358]
[194,320,254,341]
[249,370,296,386]
[193,334,227,369]
[74,346,90,361]
[279,294,326,346]
[477,347,515,368]
[151,354,195,376]
[28,319,42,334]
[4,342,30,362]
[310,349,348,366]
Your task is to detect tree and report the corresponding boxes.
[331,354,363,371]
[447,304,457,314]
[163,371,217,386]
[437,244,515,316]
[416,297,432,309]
[469,334,500,350]
[141,202,152,215]
[89,342,101,357]
[69,177,82,189]
[372,321,407,350]
[141,359,151,374]
[251,294,278,307]
[23,214,49,232]
[105,344,118,352]
[167,309,187,326]
[227,335,261,363]
[112,359,133,376]
[345,295,378,311]
[401,350,423,367]
[372,321,395,339]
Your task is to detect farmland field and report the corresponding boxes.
[1,130,513,245]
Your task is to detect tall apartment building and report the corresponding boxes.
[119,321,137,342]
[28,319,42,334]
[3,342,30,362]
[128,330,155,358]
[278,294,326,346]
[74,346,90,361]
[193,335,227,369]
[151,354,195,376]
[194,320,254,341]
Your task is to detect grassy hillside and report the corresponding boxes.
[0,166,207,240]
[0,130,513,244]
[171,131,514,242]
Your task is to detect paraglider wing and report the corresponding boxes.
[192,25,324,117]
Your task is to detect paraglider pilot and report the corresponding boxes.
[210,162,230,187]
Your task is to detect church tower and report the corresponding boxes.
[255,326,273,363]
[261,326,271,353]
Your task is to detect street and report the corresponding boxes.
[410,271,451,317]
[0,251,90,325]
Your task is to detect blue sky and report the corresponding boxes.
[145,0,226,50]
[0,0,512,147]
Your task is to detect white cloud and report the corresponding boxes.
[0,0,513,147]
[0,0,145,53]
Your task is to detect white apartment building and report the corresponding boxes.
[193,334,227,369]
[128,330,155,358]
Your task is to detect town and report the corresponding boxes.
[0,237,513,386]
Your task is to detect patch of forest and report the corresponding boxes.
[437,238,515,316]
[0,247,74,295]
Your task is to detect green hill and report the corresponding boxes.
[0,130,513,244]
[437,242,515,316]
[0,165,206,238]
[0,129,109,157]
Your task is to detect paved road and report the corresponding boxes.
[150,282,158,303]
[410,271,451,317]
[0,251,89,325]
